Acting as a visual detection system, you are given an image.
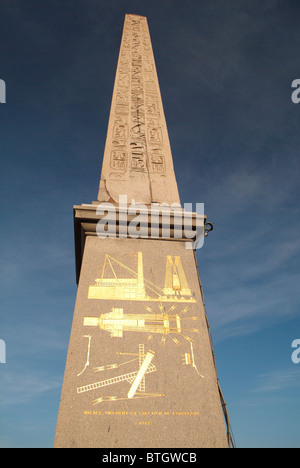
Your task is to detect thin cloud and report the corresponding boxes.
[252,369,300,394]
[0,369,61,407]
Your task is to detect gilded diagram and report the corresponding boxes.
[88,252,197,303]
[76,252,203,406]
[77,343,164,405]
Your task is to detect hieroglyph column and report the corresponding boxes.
[98,15,181,206]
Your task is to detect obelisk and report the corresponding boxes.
[54,14,231,448]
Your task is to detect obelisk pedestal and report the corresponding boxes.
[55,235,228,448]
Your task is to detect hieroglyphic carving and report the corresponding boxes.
[109,20,132,176]
[131,151,146,172]
[148,125,163,145]
[113,119,129,143]
[98,14,181,203]
[130,140,147,172]
[110,150,127,170]
[149,153,165,174]
[130,17,147,173]
[140,19,166,176]
[146,94,160,117]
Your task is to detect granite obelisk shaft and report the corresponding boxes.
[98,15,180,206]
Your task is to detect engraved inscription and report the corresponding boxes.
[102,16,174,196]
[113,122,129,142]
[150,153,165,174]
[148,126,163,145]
[130,142,147,172]
[131,152,146,172]
[129,17,148,173]
[110,150,127,170]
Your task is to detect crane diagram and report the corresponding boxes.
[88,252,196,303]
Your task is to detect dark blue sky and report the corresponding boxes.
[0,0,299,448]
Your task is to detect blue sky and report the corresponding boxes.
[0,0,299,448]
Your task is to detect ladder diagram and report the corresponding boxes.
[76,344,164,404]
